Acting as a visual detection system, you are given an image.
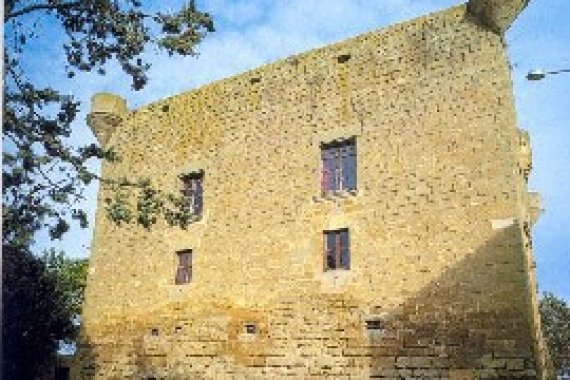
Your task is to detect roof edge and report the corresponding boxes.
[467,0,530,35]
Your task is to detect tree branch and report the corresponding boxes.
[5,1,83,21]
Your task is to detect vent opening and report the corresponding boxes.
[245,323,257,334]
[365,320,383,330]
[337,54,351,64]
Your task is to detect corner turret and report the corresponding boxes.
[87,93,127,147]
[467,0,529,34]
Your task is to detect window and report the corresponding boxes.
[365,320,383,331]
[175,249,192,285]
[245,323,257,334]
[180,171,204,215]
[323,229,350,270]
[321,138,356,193]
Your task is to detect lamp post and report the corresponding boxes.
[526,68,570,81]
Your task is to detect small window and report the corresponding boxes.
[321,138,356,193]
[323,229,350,271]
[180,171,204,215]
[365,320,383,330]
[245,323,256,334]
[337,54,351,63]
[175,249,192,285]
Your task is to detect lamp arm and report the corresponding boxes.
[546,68,570,75]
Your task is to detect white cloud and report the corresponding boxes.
[205,0,267,27]
[125,0,459,106]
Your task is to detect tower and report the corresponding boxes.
[75,1,547,378]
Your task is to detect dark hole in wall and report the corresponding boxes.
[337,54,351,63]
[365,319,383,330]
[245,323,256,334]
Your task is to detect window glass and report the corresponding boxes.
[194,178,203,215]
[339,229,349,247]
[340,247,350,269]
[180,172,204,216]
[342,146,357,190]
[175,250,192,284]
[322,149,337,192]
[321,139,356,193]
[326,232,336,269]
[326,249,336,270]
[324,229,350,271]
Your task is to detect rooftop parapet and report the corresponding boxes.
[467,0,529,34]
[87,93,127,148]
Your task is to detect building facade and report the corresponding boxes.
[74,0,549,378]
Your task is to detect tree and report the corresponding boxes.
[539,292,570,374]
[3,1,214,378]
[44,249,89,319]
[2,247,75,380]
[2,249,89,380]
[3,0,214,251]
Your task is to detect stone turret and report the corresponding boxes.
[467,0,529,34]
[87,93,127,148]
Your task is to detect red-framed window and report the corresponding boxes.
[324,228,350,270]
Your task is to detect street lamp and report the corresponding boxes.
[526,68,570,81]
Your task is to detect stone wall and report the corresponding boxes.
[74,2,547,379]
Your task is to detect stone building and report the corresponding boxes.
[74,0,549,378]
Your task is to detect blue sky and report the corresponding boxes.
[17,0,569,301]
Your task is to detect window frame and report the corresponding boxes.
[323,228,350,271]
[175,249,193,285]
[320,137,357,194]
[179,170,204,216]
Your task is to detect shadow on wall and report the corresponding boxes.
[72,226,539,379]
[71,331,97,380]
[72,318,175,379]
[368,225,537,379]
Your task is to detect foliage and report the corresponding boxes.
[104,177,200,229]
[2,247,75,380]
[44,249,89,318]
[2,1,215,378]
[3,0,215,252]
[539,292,570,373]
